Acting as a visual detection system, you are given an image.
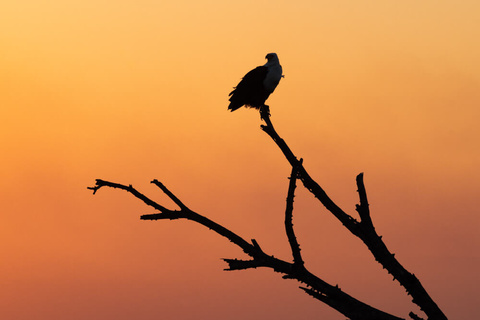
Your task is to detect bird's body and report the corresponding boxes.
[228,53,283,112]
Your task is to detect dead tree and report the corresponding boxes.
[89,108,447,320]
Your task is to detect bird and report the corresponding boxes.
[228,53,283,112]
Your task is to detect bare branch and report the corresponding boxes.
[285,162,304,267]
[260,114,360,234]
[87,179,170,212]
[300,286,331,304]
[91,178,406,320]
[299,286,404,320]
[260,113,448,320]
[251,239,264,252]
[223,258,264,271]
[141,209,257,257]
[355,173,373,228]
[88,106,446,320]
[151,179,189,210]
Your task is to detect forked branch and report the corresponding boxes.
[259,110,447,320]
[88,108,446,320]
[89,177,404,320]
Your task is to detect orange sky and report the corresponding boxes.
[1,1,479,319]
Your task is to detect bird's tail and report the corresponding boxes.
[228,102,242,112]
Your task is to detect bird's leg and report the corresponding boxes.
[260,105,271,121]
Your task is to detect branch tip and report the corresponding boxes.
[151,179,189,210]
[223,258,262,271]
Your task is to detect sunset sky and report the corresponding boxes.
[1,1,479,319]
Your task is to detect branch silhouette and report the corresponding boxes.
[259,107,447,320]
[284,162,304,267]
[89,108,447,320]
[89,177,403,320]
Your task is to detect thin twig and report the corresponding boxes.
[88,179,170,212]
[151,179,189,210]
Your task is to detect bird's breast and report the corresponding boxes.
[263,65,283,93]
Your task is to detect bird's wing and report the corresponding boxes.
[229,66,268,96]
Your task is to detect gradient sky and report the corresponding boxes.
[1,1,479,319]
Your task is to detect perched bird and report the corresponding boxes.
[228,53,283,112]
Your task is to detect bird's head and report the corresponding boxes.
[265,53,278,62]
[264,53,280,67]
